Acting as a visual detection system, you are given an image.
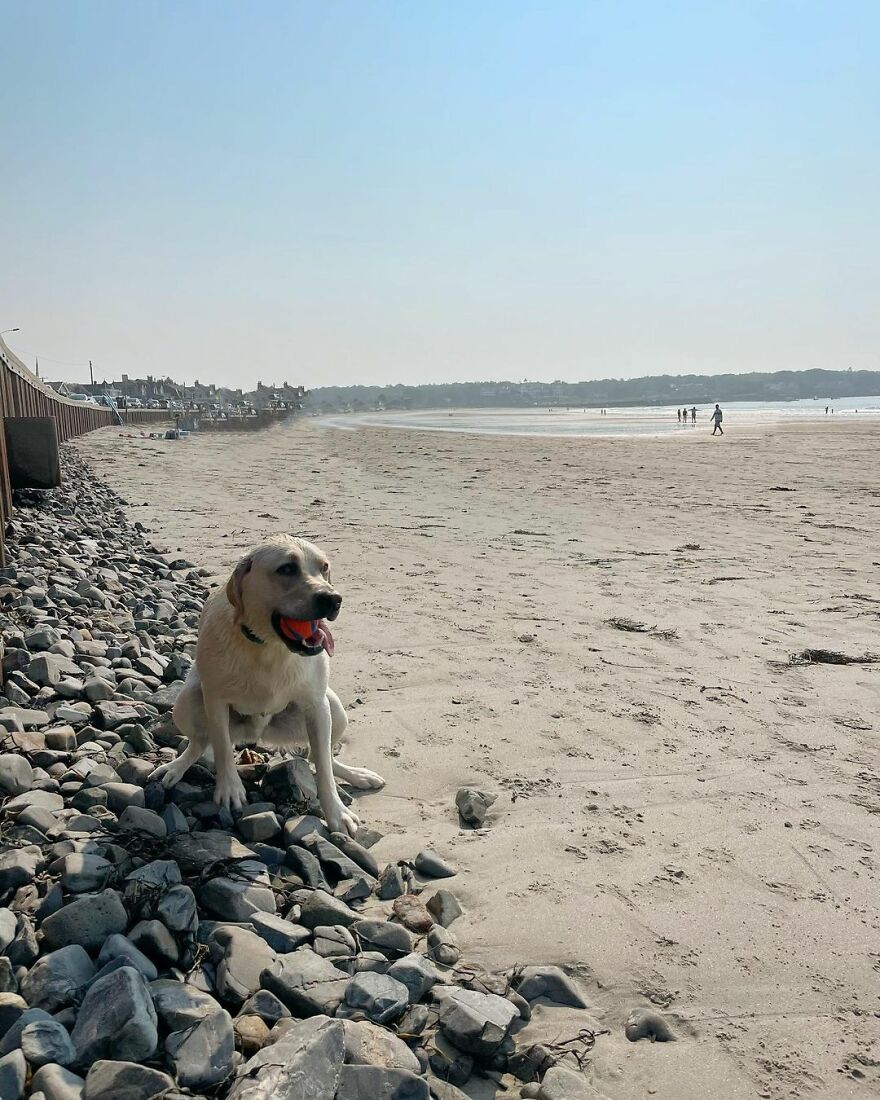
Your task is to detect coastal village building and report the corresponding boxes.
[71,373,308,412]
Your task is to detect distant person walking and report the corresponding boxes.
[677,408,682,423]
[711,404,724,435]
[691,406,697,423]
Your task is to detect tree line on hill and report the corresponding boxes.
[305,368,879,413]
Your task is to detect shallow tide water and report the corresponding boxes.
[321,394,880,438]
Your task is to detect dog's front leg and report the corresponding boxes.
[205,696,247,810]
[305,696,359,837]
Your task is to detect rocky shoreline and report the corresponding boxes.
[0,449,608,1100]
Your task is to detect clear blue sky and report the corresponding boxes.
[1,1,877,388]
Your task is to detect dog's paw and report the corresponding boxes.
[213,769,247,810]
[325,802,360,838]
[149,761,184,790]
[339,766,386,791]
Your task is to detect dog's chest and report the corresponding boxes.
[229,651,325,716]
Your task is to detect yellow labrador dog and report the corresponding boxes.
[150,535,384,836]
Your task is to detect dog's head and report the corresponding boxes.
[226,535,340,656]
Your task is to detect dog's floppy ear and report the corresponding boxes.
[225,556,253,619]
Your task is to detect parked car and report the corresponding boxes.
[68,393,99,405]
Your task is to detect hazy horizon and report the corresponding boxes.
[2,2,877,390]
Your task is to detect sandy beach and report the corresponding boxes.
[77,416,880,1100]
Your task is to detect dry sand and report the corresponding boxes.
[77,417,880,1099]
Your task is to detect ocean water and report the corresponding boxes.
[320,395,880,439]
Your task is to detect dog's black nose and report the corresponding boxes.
[315,591,342,619]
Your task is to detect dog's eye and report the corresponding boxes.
[276,561,299,577]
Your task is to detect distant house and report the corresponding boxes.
[45,381,73,398]
[252,380,308,410]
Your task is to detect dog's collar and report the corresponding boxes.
[240,623,265,645]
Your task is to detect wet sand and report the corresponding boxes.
[77,417,880,1099]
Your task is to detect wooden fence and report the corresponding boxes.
[0,333,168,563]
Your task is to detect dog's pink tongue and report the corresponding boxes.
[313,622,335,657]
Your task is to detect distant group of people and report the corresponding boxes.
[677,404,724,435]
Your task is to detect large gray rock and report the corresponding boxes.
[341,1018,421,1074]
[0,992,27,1038]
[353,920,412,959]
[285,846,329,890]
[4,790,63,815]
[20,1018,76,1068]
[515,966,587,1008]
[376,864,407,900]
[413,849,456,879]
[0,1007,53,1057]
[117,807,166,838]
[71,967,158,1067]
[149,979,223,1031]
[313,925,356,959]
[127,920,179,968]
[6,915,39,969]
[83,1060,175,1100]
[425,890,462,928]
[0,754,34,797]
[0,1049,26,1100]
[0,846,42,893]
[124,859,181,894]
[98,783,144,814]
[27,654,80,688]
[83,678,114,704]
[20,946,96,1012]
[165,1008,235,1089]
[439,987,519,1056]
[93,701,140,730]
[260,947,350,1017]
[54,855,113,894]
[249,911,310,953]
[0,908,16,953]
[300,833,376,885]
[0,958,16,994]
[239,989,290,1026]
[537,1065,608,1099]
[30,1062,86,1100]
[155,884,199,934]
[0,708,50,731]
[227,1014,344,1100]
[97,936,157,982]
[168,830,254,874]
[340,972,409,1025]
[328,832,380,878]
[200,877,276,921]
[427,926,461,967]
[42,891,128,952]
[275,807,319,840]
[336,1065,429,1099]
[387,954,438,1003]
[455,788,496,828]
[238,811,281,843]
[211,927,276,1009]
[298,889,356,929]
[261,757,318,806]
